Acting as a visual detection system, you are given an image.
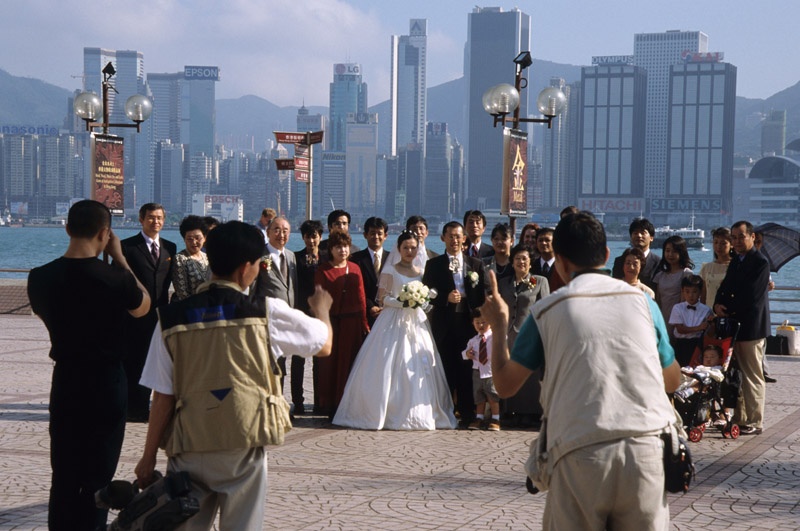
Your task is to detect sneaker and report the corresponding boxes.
[487,421,501,432]
[712,418,727,428]
[468,419,483,430]
[739,425,763,435]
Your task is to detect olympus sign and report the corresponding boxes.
[184,66,220,81]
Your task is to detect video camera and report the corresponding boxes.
[96,471,200,530]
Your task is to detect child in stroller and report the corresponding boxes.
[673,318,742,441]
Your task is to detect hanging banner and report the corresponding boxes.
[91,134,125,216]
[501,128,528,217]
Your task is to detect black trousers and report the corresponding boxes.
[432,310,475,421]
[49,361,127,530]
[278,355,307,407]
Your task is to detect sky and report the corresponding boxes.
[2,0,798,107]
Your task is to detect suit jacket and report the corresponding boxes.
[422,252,486,317]
[349,248,390,319]
[119,232,176,309]
[531,257,566,292]
[252,248,298,307]
[465,240,494,259]
[294,248,319,314]
[425,247,439,260]
[714,248,771,341]
[498,274,550,347]
[611,249,660,291]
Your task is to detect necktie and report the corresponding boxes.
[279,252,288,279]
[471,244,479,257]
[151,241,159,263]
[541,261,550,276]
[374,251,381,275]
[687,305,696,311]
[479,335,488,365]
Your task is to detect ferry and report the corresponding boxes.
[653,217,705,249]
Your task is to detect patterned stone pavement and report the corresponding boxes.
[1,313,799,530]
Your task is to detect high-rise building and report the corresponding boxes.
[345,112,379,217]
[147,73,183,142]
[390,19,428,157]
[762,110,786,157]
[465,7,530,211]
[424,122,452,216]
[633,30,708,200]
[658,54,736,223]
[541,78,579,211]
[577,57,647,222]
[329,63,368,152]
[181,66,220,159]
[154,140,185,214]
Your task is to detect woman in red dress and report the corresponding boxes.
[314,230,369,417]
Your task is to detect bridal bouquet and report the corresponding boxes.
[398,280,437,310]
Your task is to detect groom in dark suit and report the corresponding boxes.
[423,221,486,426]
[119,203,176,422]
[349,217,389,328]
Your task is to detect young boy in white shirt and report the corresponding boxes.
[669,275,713,366]
[462,309,501,431]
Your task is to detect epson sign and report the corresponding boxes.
[184,66,220,81]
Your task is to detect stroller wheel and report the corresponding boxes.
[729,424,740,439]
[689,427,703,442]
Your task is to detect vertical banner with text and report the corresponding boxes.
[91,134,125,216]
[501,128,528,217]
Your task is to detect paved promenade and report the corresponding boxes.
[1,313,799,530]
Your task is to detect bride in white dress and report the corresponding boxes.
[333,231,457,430]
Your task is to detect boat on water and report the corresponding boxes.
[653,217,705,249]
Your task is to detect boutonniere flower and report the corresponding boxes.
[521,276,537,291]
[260,255,273,272]
[467,271,479,288]
[449,257,460,273]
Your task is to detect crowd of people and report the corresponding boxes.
[29,198,775,529]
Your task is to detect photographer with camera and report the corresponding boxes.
[134,221,333,528]
[28,200,151,530]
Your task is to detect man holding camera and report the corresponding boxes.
[135,221,333,528]
[28,200,151,530]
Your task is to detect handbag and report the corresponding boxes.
[524,418,551,494]
[662,424,695,493]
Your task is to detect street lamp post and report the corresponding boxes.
[482,51,566,234]
[73,62,153,217]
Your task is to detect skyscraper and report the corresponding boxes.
[541,78,578,210]
[658,53,736,222]
[329,63,368,152]
[633,31,708,200]
[465,7,530,211]
[577,57,647,221]
[762,110,786,157]
[345,112,379,216]
[390,19,428,157]
[424,122,453,215]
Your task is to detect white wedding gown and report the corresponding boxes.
[332,268,457,430]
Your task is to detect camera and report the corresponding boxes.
[96,470,200,530]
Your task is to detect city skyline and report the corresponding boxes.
[2,1,800,107]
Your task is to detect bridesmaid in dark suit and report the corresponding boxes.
[498,244,550,428]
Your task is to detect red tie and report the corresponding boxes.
[479,335,488,365]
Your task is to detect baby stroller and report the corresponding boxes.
[673,317,742,442]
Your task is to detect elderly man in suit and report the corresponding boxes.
[119,203,176,422]
[423,221,486,427]
[350,217,390,328]
[251,216,305,414]
[612,218,660,291]
[714,220,771,435]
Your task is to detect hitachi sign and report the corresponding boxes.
[184,66,220,81]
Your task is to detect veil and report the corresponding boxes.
[378,232,428,303]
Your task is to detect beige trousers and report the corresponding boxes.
[733,338,766,429]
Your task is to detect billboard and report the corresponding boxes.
[578,197,645,214]
[184,66,220,81]
[501,128,528,217]
[91,134,125,216]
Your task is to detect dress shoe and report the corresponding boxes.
[293,404,307,416]
[764,375,777,383]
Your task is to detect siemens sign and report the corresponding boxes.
[650,199,722,212]
[184,66,220,81]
